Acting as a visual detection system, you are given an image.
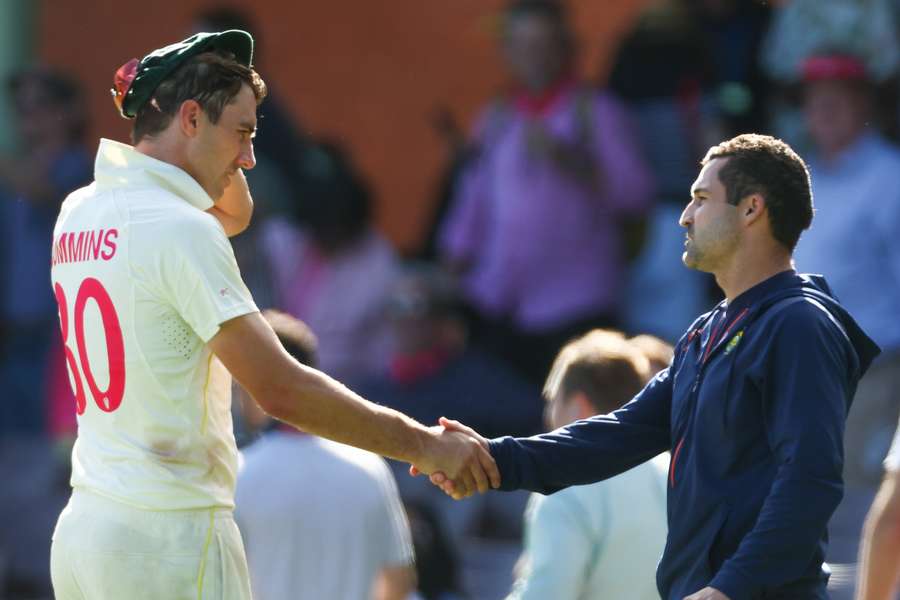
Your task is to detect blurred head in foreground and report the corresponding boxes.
[543,329,651,430]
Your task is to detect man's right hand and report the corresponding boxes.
[411,418,499,499]
[411,417,496,500]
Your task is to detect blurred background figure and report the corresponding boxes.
[261,141,398,381]
[761,0,900,150]
[0,66,90,600]
[0,66,90,435]
[507,329,668,600]
[355,262,543,441]
[791,52,900,599]
[234,310,416,600]
[438,0,654,384]
[353,262,542,595]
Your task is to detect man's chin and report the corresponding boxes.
[682,251,705,272]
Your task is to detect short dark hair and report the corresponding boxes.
[131,51,266,144]
[262,310,319,368]
[703,134,813,251]
[544,329,650,414]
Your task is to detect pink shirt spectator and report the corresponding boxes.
[440,86,654,332]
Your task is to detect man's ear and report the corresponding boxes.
[741,194,767,226]
[178,100,203,138]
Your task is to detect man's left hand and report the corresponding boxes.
[684,587,730,600]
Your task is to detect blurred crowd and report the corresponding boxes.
[2,0,900,598]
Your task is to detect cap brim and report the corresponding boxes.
[207,29,254,67]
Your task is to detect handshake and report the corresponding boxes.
[410,417,500,500]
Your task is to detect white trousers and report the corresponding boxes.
[51,490,252,600]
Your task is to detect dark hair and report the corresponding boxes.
[262,310,319,368]
[502,0,573,47]
[544,329,650,414]
[8,67,88,143]
[131,51,267,144]
[703,134,813,251]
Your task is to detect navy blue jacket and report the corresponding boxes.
[489,271,880,600]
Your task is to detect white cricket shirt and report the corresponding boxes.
[50,138,258,510]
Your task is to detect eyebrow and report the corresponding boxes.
[691,187,710,197]
[238,121,257,134]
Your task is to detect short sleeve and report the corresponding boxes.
[160,215,258,342]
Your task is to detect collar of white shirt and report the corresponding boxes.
[94,138,214,211]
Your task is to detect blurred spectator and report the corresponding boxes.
[761,0,900,86]
[792,54,900,488]
[508,329,668,600]
[353,262,542,569]
[0,66,91,435]
[354,262,543,441]
[438,0,654,383]
[607,0,718,342]
[261,141,398,380]
[0,65,89,600]
[234,310,416,600]
[761,0,900,150]
[855,421,900,600]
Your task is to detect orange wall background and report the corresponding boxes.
[39,1,644,252]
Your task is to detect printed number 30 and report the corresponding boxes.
[54,278,125,414]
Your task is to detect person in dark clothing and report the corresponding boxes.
[424,134,881,600]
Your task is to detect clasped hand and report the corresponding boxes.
[410,417,498,500]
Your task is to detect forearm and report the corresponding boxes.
[856,474,900,600]
[264,362,431,465]
[490,375,672,493]
[207,169,253,236]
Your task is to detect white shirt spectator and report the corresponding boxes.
[235,430,414,600]
[508,455,668,600]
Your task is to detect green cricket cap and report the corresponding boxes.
[112,29,254,119]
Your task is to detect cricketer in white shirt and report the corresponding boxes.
[49,138,258,598]
[50,138,257,510]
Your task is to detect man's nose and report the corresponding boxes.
[237,143,256,170]
[679,204,693,229]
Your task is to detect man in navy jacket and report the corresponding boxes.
[425,134,880,600]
